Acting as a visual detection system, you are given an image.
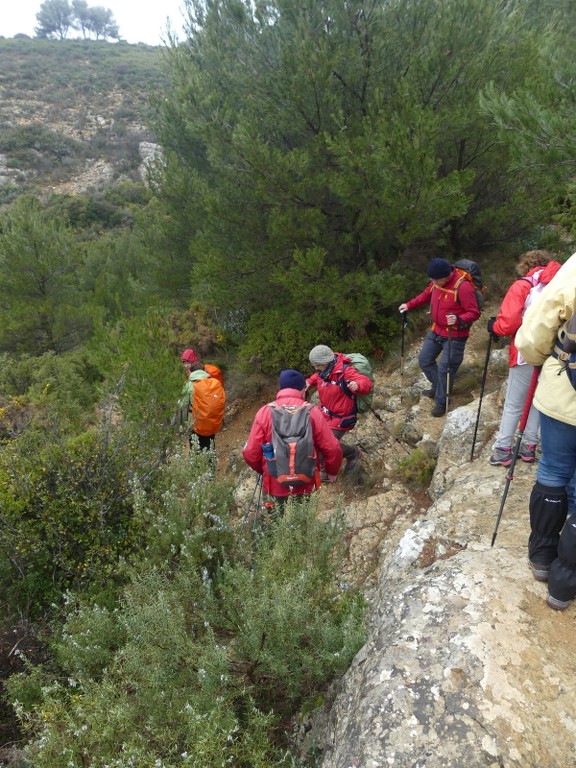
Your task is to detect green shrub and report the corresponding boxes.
[0,424,157,612]
[89,310,182,424]
[397,447,436,490]
[239,306,333,373]
[212,500,366,717]
[6,461,365,766]
[1,123,83,163]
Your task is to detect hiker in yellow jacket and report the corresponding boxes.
[515,252,576,610]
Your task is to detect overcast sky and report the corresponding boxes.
[2,0,187,45]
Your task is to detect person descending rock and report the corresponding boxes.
[398,258,480,417]
[178,348,226,452]
[515,252,576,611]
[306,345,373,473]
[243,369,342,509]
[487,250,562,467]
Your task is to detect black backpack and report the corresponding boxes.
[265,403,317,486]
[452,258,486,309]
[553,315,576,391]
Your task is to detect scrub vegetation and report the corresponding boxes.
[1,0,576,763]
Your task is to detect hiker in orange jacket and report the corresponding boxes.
[398,258,480,417]
[243,369,343,501]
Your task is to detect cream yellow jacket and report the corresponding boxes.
[515,252,576,426]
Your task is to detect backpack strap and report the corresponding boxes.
[549,315,576,387]
[334,363,359,416]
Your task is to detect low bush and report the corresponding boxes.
[6,457,365,766]
[397,447,436,490]
[0,420,168,614]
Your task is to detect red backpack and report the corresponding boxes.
[191,377,226,436]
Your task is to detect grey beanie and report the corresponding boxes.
[309,344,335,365]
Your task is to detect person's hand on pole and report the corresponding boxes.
[446,313,457,327]
[398,303,408,314]
[486,316,501,342]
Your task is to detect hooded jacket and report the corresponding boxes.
[178,369,210,414]
[516,253,576,426]
[242,388,343,497]
[493,261,562,368]
[306,352,373,431]
[405,268,480,339]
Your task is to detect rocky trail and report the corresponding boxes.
[216,317,576,768]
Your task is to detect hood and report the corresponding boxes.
[526,260,563,285]
[188,369,210,382]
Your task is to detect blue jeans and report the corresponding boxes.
[418,331,467,407]
[537,414,576,513]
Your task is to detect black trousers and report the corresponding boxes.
[189,432,215,451]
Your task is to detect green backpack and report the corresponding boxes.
[343,352,375,414]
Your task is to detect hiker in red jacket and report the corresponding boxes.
[243,369,343,503]
[487,250,562,466]
[398,258,480,417]
[306,345,373,472]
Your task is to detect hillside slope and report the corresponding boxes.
[0,38,167,201]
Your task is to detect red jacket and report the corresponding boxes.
[242,388,343,497]
[493,261,562,367]
[306,352,373,431]
[406,268,480,338]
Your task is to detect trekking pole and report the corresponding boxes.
[469,334,493,462]
[242,473,263,530]
[491,366,540,547]
[445,326,452,415]
[400,311,408,378]
[367,405,411,454]
[400,311,408,403]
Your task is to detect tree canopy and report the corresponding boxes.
[153,0,568,353]
[35,0,120,40]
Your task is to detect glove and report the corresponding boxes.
[486,317,501,341]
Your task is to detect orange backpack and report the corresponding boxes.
[204,363,224,385]
[191,377,226,436]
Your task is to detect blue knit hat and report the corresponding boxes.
[427,258,452,279]
[279,369,306,391]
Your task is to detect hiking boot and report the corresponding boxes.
[431,403,446,417]
[529,561,550,582]
[519,443,537,463]
[546,593,571,611]
[489,447,512,467]
[421,388,436,398]
[320,470,329,482]
[344,447,362,472]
